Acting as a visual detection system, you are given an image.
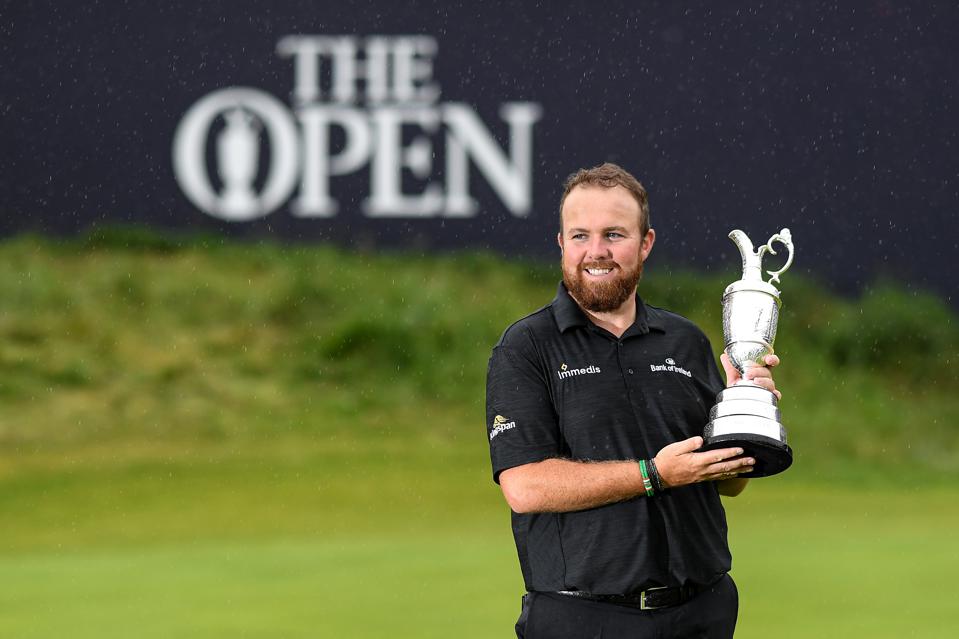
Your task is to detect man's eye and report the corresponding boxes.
[572,233,587,240]
[607,232,624,239]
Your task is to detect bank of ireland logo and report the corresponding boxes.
[650,357,692,377]
[173,88,300,221]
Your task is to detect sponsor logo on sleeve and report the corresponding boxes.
[489,415,517,440]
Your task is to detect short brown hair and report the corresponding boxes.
[559,162,651,235]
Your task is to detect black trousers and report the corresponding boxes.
[515,574,739,639]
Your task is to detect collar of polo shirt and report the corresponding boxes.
[552,282,666,336]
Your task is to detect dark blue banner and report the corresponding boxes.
[3,1,957,303]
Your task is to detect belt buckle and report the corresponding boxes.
[640,585,668,610]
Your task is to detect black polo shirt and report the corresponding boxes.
[486,282,730,594]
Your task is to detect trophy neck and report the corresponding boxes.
[723,279,782,304]
[741,263,764,282]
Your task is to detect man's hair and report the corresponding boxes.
[559,162,651,236]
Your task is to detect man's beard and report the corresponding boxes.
[563,259,643,313]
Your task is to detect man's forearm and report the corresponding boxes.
[717,477,749,497]
[499,458,646,514]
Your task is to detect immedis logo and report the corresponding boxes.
[172,35,542,221]
[556,363,602,380]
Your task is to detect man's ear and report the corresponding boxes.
[640,228,656,261]
[557,232,564,252]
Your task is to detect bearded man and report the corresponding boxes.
[485,163,781,639]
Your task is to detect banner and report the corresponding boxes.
[2,1,957,303]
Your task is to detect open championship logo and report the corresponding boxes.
[172,35,542,221]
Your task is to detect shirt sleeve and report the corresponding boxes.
[485,340,562,484]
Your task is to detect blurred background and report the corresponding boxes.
[2,2,957,637]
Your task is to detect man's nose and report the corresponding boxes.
[586,237,612,260]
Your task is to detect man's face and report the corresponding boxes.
[558,185,655,313]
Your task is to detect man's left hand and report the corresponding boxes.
[720,352,781,400]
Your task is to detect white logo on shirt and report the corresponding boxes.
[556,363,602,380]
[650,357,692,377]
[489,415,517,440]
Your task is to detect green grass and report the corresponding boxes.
[1,482,956,638]
[0,536,520,639]
[0,230,958,637]
[730,483,959,638]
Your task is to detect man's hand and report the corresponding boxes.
[653,436,754,488]
[721,352,781,400]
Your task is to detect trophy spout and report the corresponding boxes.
[728,230,764,282]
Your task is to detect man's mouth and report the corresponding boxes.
[583,263,617,276]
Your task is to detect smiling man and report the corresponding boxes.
[486,163,780,638]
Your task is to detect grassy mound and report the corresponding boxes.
[1,230,955,481]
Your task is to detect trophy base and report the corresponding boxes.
[700,433,793,478]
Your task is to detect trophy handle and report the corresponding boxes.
[758,228,794,285]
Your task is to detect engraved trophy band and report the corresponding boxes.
[701,228,794,477]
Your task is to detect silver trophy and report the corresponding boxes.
[702,228,795,477]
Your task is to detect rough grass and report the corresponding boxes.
[1,230,956,479]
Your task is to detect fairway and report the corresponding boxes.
[1,481,957,638]
[0,536,520,639]
[726,483,959,638]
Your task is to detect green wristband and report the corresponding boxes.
[639,459,655,497]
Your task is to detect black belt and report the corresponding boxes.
[553,583,703,610]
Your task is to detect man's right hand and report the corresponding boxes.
[653,436,754,488]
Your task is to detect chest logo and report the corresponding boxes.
[650,357,692,377]
[557,363,602,380]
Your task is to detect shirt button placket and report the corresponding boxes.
[617,341,634,382]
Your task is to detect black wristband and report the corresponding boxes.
[647,458,666,493]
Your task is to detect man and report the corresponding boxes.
[485,163,780,638]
